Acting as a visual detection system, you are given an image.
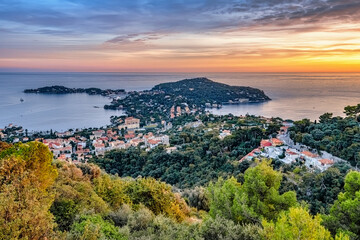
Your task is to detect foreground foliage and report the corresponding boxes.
[207,161,297,224]
[0,141,357,239]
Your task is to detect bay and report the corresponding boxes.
[1,72,360,131]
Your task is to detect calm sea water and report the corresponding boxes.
[1,72,360,131]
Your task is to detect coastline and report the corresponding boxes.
[2,72,360,130]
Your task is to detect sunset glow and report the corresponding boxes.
[1,0,360,72]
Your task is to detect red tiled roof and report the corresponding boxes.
[261,139,272,147]
[319,159,334,165]
[286,149,298,155]
[93,143,105,148]
[148,139,161,145]
[125,134,135,139]
[301,151,318,158]
[271,138,283,145]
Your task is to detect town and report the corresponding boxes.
[0,116,171,163]
[0,111,343,172]
[240,121,340,172]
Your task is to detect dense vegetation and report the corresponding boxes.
[104,91,199,124]
[93,125,266,188]
[24,85,125,96]
[152,77,271,104]
[93,114,355,219]
[289,105,360,166]
[279,162,351,215]
[2,141,358,239]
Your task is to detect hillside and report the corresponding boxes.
[152,77,271,104]
[0,127,358,239]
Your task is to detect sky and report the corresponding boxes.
[0,0,360,72]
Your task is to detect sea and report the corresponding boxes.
[1,72,360,131]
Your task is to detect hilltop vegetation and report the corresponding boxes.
[152,77,271,104]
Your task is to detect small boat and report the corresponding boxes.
[20,98,24,102]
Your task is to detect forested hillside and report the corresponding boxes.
[93,126,264,188]
[152,77,271,104]
[0,141,358,239]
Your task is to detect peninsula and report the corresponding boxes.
[152,77,271,104]
[104,77,270,122]
[25,78,270,123]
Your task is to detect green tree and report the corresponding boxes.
[234,160,297,223]
[93,174,131,210]
[320,113,334,123]
[200,215,261,240]
[50,199,78,231]
[125,177,190,222]
[262,207,333,240]
[344,105,360,117]
[323,171,360,239]
[69,214,128,240]
[207,160,297,224]
[207,177,242,221]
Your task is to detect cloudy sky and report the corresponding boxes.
[0,0,359,72]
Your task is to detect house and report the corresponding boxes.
[118,117,140,130]
[124,134,135,140]
[94,143,106,156]
[271,138,283,146]
[99,137,109,142]
[92,130,105,139]
[130,138,144,147]
[144,134,170,148]
[318,159,334,171]
[260,139,272,148]
[301,151,320,168]
[240,148,262,162]
[283,148,300,163]
[108,140,126,149]
[301,151,319,158]
[279,126,289,135]
[148,139,162,149]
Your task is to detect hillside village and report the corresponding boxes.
[0,113,343,172]
[0,116,170,163]
[241,122,340,172]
